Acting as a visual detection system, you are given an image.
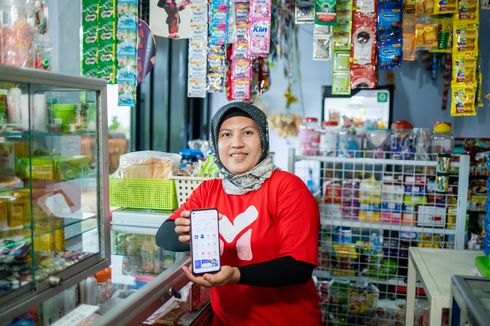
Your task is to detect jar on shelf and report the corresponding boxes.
[338,127,359,158]
[413,128,431,160]
[319,121,338,156]
[390,120,414,160]
[298,117,321,155]
[365,128,390,158]
[430,121,454,154]
[0,0,35,67]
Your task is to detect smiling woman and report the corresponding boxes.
[156,102,322,325]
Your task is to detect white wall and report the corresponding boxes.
[211,11,490,170]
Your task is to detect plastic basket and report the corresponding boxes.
[173,176,210,206]
[109,177,177,210]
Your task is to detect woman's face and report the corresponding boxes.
[218,115,262,175]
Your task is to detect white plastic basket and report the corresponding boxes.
[172,176,210,206]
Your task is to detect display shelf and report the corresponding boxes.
[320,216,458,235]
[111,208,172,229]
[0,65,110,322]
[314,270,408,287]
[289,148,470,325]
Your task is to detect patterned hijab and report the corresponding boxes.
[210,102,277,195]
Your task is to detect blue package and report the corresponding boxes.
[377,5,402,43]
[378,41,402,70]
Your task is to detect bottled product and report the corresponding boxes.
[319,121,338,156]
[413,128,431,160]
[298,117,321,155]
[82,276,97,305]
[430,121,454,154]
[390,120,414,159]
[338,127,359,157]
[95,270,108,304]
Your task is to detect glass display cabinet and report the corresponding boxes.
[0,65,110,321]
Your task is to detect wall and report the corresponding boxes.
[211,10,490,170]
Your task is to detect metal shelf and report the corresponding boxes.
[320,217,457,235]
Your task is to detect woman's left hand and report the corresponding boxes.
[182,265,240,287]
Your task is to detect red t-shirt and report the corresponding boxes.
[170,170,321,325]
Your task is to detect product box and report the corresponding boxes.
[417,205,447,227]
[359,178,382,204]
[359,203,381,221]
[323,203,342,222]
[404,184,427,195]
[402,205,417,224]
[382,184,404,203]
[324,180,342,204]
[403,195,427,205]
[404,175,428,186]
[381,202,403,223]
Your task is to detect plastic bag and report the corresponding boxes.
[113,151,181,179]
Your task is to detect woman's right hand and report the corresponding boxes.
[174,210,191,244]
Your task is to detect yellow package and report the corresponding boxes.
[453,21,478,53]
[415,22,438,49]
[416,0,434,16]
[457,0,479,21]
[451,83,477,116]
[452,52,477,83]
[476,67,484,108]
[433,0,457,14]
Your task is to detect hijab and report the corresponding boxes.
[209,102,277,195]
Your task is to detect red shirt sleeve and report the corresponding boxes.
[274,172,320,266]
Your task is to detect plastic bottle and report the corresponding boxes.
[95,271,108,304]
[298,117,321,155]
[82,276,98,305]
[430,121,454,154]
[319,121,339,156]
[104,268,113,299]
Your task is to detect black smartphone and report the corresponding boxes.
[190,208,221,275]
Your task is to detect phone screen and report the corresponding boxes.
[190,208,221,275]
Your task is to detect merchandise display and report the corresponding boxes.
[290,148,471,324]
[0,65,109,322]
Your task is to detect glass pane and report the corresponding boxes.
[0,81,33,296]
[0,80,102,292]
[107,84,130,174]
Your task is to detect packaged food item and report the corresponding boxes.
[413,128,431,160]
[312,25,332,61]
[298,117,321,155]
[295,0,315,24]
[319,121,339,156]
[436,154,451,173]
[314,0,337,25]
[435,174,449,193]
[390,120,414,159]
[338,127,360,157]
[348,281,379,314]
[341,179,360,219]
[450,83,476,116]
[417,205,446,227]
[113,151,181,179]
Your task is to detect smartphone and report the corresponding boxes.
[190,208,221,275]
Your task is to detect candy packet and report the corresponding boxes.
[450,83,476,116]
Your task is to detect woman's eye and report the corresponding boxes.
[220,132,231,138]
[244,130,254,136]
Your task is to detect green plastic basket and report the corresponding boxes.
[109,177,177,210]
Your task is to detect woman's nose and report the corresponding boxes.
[231,134,245,148]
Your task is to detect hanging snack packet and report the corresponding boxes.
[313,25,332,61]
[250,0,271,17]
[351,65,377,89]
[416,0,434,16]
[457,0,479,21]
[249,17,271,56]
[450,83,476,116]
[332,72,351,95]
[452,52,476,83]
[334,51,351,71]
[296,0,315,24]
[433,0,457,14]
[352,22,376,65]
[315,0,337,25]
[377,5,402,43]
[378,41,402,70]
[452,21,478,53]
[402,12,416,60]
[415,20,438,50]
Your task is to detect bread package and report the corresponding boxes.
[113,151,181,179]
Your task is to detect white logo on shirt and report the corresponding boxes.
[219,205,258,260]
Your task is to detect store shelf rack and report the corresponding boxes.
[288,148,470,325]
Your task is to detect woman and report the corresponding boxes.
[156,102,321,325]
